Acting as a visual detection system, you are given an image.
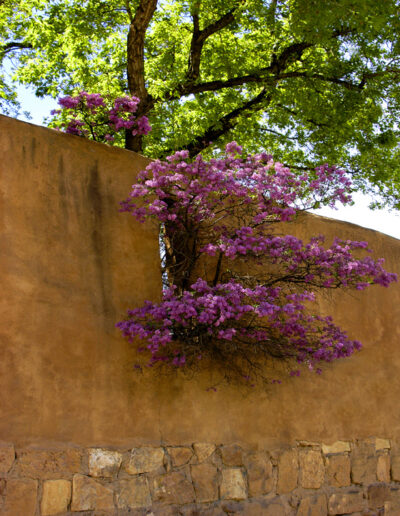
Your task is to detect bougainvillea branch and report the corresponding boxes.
[117,142,397,385]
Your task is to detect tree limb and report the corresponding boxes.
[186,1,245,83]
[0,41,32,55]
[127,0,158,101]
[166,88,272,158]
[126,0,157,151]
[124,0,134,22]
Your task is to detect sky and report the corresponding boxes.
[12,84,400,241]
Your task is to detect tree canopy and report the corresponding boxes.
[2,0,400,208]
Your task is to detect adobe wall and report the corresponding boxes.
[1,115,400,515]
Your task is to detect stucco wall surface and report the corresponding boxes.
[1,114,400,450]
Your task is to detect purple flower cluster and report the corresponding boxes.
[117,143,397,385]
[120,146,352,226]
[52,92,151,143]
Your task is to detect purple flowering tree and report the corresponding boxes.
[51,92,151,144]
[117,142,397,385]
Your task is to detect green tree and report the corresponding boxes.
[2,0,400,208]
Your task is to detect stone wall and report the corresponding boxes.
[1,115,400,515]
[2,438,400,515]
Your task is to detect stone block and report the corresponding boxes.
[322,441,351,455]
[150,506,182,516]
[328,490,366,515]
[299,449,325,489]
[153,471,195,504]
[125,447,164,475]
[240,497,286,516]
[13,448,82,479]
[391,455,400,481]
[220,445,243,466]
[117,477,152,509]
[220,468,247,500]
[385,500,400,516]
[168,446,193,467]
[385,490,400,516]
[235,499,286,516]
[70,473,114,511]
[88,448,123,478]
[193,443,215,463]
[41,479,71,516]
[351,442,377,485]
[375,438,391,451]
[191,463,218,502]
[3,478,38,516]
[244,451,274,496]
[377,453,390,482]
[326,454,351,487]
[297,494,328,516]
[0,444,15,475]
[277,448,298,494]
[367,483,391,510]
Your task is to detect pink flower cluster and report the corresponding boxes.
[120,147,352,225]
[117,143,397,384]
[117,279,364,371]
[52,92,151,143]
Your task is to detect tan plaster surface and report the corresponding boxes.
[1,114,400,449]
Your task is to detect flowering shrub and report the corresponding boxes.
[117,142,397,385]
[51,92,151,143]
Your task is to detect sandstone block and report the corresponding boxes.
[277,448,298,494]
[385,489,400,515]
[244,451,274,496]
[328,490,365,515]
[125,447,164,474]
[228,499,285,516]
[322,442,351,455]
[0,444,15,475]
[88,448,123,478]
[3,478,38,516]
[240,498,286,516]
[351,442,377,485]
[220,444,243,466]
[367,483,391,510]
[41,479,71,515]
[14,448,82,479]
[375,438,391,451]
[153,471,195,504]
[326,454,351,487]
[297,494,327,516]
[391,454,400,481]
[299,449,325,489]
[377,453,390,482]
[193,443,215,463]
[70,473,114,511]
[385,500,400,516]
[168,447,193,467]
[191,463,218,502]
[117,477,152,509]
[220,468,247,500]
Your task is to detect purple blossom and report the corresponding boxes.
[116,143,397,385]
[53,92,150,144]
